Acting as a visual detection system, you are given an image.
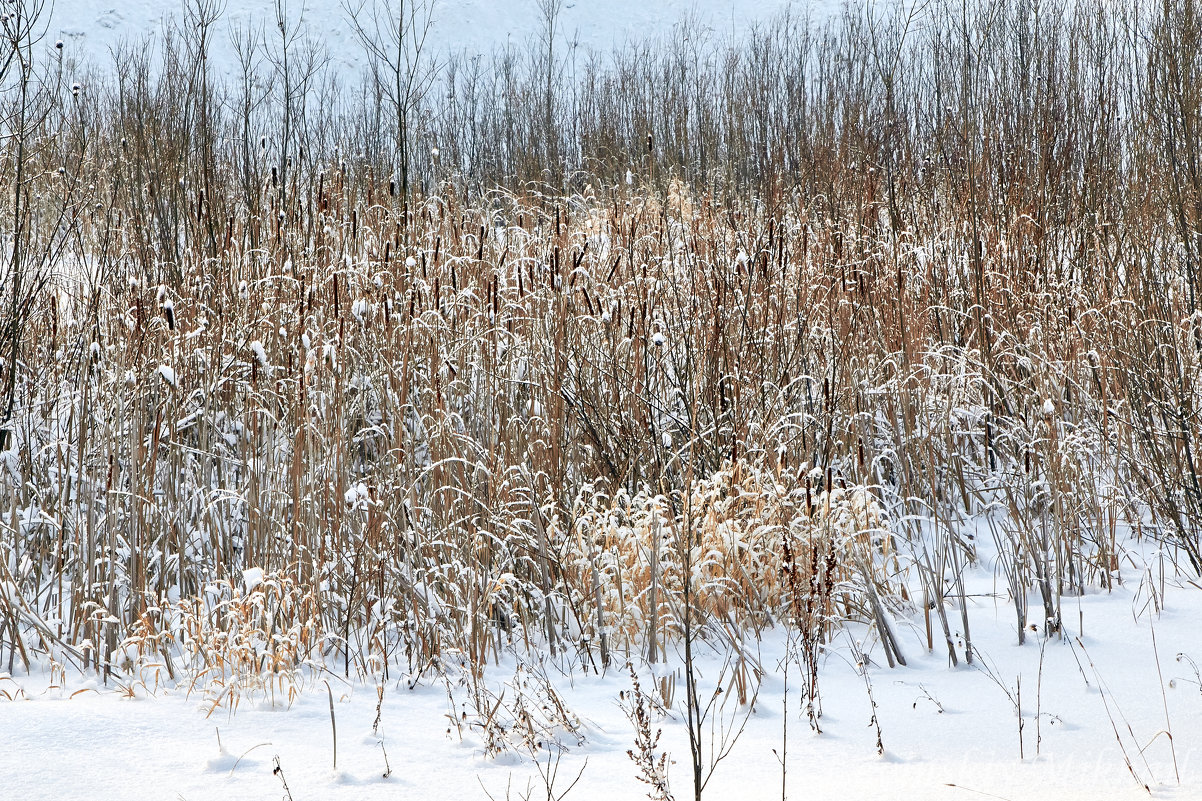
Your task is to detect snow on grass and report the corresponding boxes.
[4,552,1202,800]
[156,364,176,388]
[241,567,265,593]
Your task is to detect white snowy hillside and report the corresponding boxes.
[48,0,842,73]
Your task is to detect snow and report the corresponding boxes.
[46,0,844,76]
[242,567,265,592]
[4,551,1202,800]
[249,340,270,371]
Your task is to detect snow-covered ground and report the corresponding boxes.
[4,548,1202,801]
[47,0,843,75]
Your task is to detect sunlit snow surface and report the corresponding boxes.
[47,0,844,76]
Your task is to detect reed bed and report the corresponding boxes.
[0,0,1200,694]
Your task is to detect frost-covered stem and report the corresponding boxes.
[531,480,557,657]
[1,0,35,429]
[951,536,972,665]
[647,512,659,665]
[779,634,788,801]
[679,423,702,801]
[539,0,564,172]
[587,533,609,670]
[920,542,957,668]
[274,0,292,209]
